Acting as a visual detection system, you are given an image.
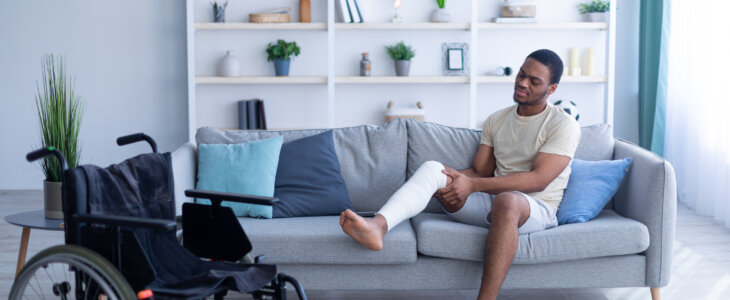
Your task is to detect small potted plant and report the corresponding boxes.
[35,54,84,219]
[578,0,610,22]
[431,0,451,23]
[385,41,415,77]
[266,39,301,76]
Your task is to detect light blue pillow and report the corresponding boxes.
[557,157,632,225]
[196,136,283,218]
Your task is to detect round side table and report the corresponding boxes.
[4,210,64,277]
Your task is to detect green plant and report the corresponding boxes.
[35,54,84,182]
[578,0,610,14]
[436,0,445,9]
[266,40,301,61]
[385,41,415,61]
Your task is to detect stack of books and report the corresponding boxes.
[336,0,363,23]
[238,99,267,130]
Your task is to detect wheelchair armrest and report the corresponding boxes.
[74,213,177,232]
[185,189,279,206]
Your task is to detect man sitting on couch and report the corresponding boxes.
[339,49,581,300]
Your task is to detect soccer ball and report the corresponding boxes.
[553,99,580,121]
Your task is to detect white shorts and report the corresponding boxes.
[444,192,558,235]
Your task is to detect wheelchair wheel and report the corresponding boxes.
[10,244,136,300]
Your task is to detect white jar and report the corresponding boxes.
[218,50,240,77]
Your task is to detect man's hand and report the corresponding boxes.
[436,166,475,212]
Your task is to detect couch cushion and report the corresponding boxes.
[405,119,482,213]
[238,216,417,264]
[575,124,614,161]
[196,137,283,218]
[412,209,649,264]
[196,119,407,212]
[273,131,353,218]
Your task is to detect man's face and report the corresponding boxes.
[513,58,557,106]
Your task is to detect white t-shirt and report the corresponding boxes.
[480,103,581,209]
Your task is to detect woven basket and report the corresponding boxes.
[249,13,290,23]
[250,7,291,23]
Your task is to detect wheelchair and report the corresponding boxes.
[11,133,307,300]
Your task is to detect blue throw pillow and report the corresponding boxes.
[196,136,283,218]
[557,157,632,225]
[273,131,353,218]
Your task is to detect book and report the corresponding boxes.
[256,100,267,130]
[493,17,537,23]
[336,0,352,23]
[352,0,363,23]
[238,100,248,129]
[346,0,361,23]
[246,99,258,129]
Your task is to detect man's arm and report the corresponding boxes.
[441,152,570,203]
[459,145,496,178]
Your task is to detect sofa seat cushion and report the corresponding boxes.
[412,209,649,264]
[239,215,417,264]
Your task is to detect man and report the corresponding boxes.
[339,49,580,300]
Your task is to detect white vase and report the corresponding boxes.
[586,12,608,22]
[431,8,451,23]
[217,50,240,77]
[44,180,63,219]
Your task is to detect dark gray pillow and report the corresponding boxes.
[273,131,353,218]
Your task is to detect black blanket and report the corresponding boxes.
[81,153,276,297]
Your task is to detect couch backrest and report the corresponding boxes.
[404,120,614,213]
[195,119,408,212]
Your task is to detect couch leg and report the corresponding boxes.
[650,287,660,300]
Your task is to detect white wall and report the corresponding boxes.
[0,0,188,189]
[0,0,638,189]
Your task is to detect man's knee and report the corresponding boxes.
[491,192,529,222]
[420,160,444,172]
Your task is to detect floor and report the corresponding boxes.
[2,190,729,299]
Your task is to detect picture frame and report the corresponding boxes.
[442,42,469,76]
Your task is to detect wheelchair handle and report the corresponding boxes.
[26,146,67,182]
[116,133,157,153]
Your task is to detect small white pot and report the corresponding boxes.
[431,8,451,23]
[586,12,608,22]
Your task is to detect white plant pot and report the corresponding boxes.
[586,12,608,22]
[44,180,63,219]
[431,8,451,23]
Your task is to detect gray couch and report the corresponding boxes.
[171,119,676,297]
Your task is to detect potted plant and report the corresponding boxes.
[266,39,301,76]
[431,0,451,23]
[35,54,84,219]
[385,41,415,77]
[578,0,610,22]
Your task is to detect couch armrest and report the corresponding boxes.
[612,138,677,287]
[172,142,197,216]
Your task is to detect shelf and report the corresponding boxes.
[196,76,327,84]
[335,22,470,30]
[194,22,327,30]
[478,22,608,30]
[477,75,608,83]
[335,76,469,84]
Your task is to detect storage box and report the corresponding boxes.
[501,0,537,18]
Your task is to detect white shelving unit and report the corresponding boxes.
[186,0,616,141]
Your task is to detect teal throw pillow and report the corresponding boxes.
[557,157,632,225]
[196,136,283,218]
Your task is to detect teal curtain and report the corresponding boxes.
[639,0,671,156]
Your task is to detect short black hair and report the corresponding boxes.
[526,49,563,85]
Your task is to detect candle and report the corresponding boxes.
[569,48,581,76]
[585,48,594,76]
[394,0,401,9]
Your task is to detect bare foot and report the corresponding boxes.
[339,209,387,251]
